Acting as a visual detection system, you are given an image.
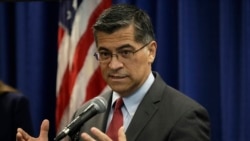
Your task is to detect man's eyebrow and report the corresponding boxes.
[117,44,133,50]
[97,44,134,51]
[97,47,109,51]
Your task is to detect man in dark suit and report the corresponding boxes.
[16,4,210,141]
[0,81,33,141]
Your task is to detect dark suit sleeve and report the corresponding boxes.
[14,94,34,134]
[0,93,34,140]
[169,106,210,141]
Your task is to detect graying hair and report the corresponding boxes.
[93,4,155,45]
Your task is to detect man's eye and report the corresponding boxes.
[119,50,133,56]
[99,52,111,57]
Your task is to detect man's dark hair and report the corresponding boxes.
[93,4,155,45]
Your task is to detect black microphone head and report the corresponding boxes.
[54,96,108,141]
[91,96,107,113]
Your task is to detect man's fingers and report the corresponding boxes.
[90,127,111,141]
[81,127,111,141]
[118,126,126,141]
[16,128,31,140]
[39,119,50,140]
[81,127,127,141]
[81,132,96,141]
[16,130,25,141]
[16,120,50,141]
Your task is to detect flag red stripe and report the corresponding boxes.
[70,0,112,85]
[84,0,112,101]
[56,66,70,128]
[57,6,98,129]
[85,67,107,102]
[57,26,65,50]
[56,0,111,131]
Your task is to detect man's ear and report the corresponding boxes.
[148,41,157,63]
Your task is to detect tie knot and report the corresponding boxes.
[114,97,123,110]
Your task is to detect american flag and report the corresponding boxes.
[56,0,111,138]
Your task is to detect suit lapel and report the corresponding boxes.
[81,72,166,141]
[126,72,164,141]
[125,98,159,141]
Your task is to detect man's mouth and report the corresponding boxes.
[108,74,127,79]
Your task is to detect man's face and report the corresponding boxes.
[95,25,156,97]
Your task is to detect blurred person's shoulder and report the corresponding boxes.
[0,80,19,94]
[0,80,29,105]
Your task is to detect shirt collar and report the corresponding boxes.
[112,72,155,115]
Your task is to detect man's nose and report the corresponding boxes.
[108,54,123,69]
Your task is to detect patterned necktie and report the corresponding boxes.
[106,97,124,141]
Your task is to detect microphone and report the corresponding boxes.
[54,96,107,141]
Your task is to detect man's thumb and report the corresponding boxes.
[39,119,50,139]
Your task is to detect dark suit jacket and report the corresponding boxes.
[70,72,210,141]
[0,93,33,141]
